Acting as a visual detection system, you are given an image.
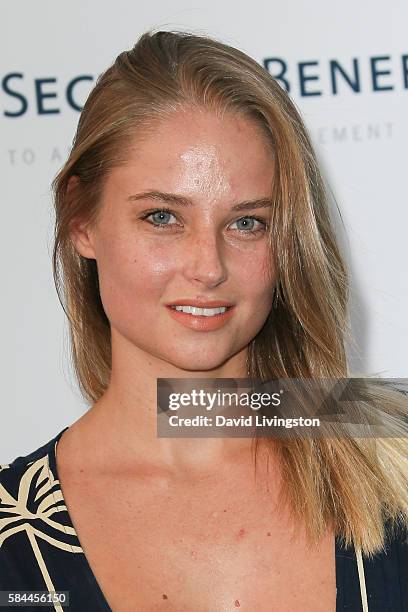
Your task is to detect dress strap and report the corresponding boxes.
[355,547,369,611]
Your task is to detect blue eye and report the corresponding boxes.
[149,210,176,225]
[232,217,265,232]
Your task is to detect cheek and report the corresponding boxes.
[95,238,174,323]
[234,248,275,303]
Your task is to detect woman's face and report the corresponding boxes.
[72,107,276,373]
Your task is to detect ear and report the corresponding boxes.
[70,219,97,260]
[67,176,97,260]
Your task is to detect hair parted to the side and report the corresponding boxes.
[52,29,408,556]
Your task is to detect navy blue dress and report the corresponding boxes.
[1,427,407,611]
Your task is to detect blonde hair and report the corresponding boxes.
[52,30,408,556]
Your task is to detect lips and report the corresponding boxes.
[165,302,235,331]
[165,299,234,308]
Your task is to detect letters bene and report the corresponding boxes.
[263,54,408,96]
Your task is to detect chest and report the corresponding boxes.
[57,468,337,612]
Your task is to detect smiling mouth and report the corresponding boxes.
[168,305,233,317]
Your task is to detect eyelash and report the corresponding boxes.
[140,207,268,236]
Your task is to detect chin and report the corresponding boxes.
[164,351,232,373]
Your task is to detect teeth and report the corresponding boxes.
[172,305,228,316]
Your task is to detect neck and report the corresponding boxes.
[75,330,259,477]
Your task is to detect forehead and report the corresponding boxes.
[140,106,274,156]
[104,108,275,202]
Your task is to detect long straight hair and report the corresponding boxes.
[52,30,408,556]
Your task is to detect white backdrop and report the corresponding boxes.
[1,0,407,463]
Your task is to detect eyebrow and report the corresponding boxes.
[127,190,273,212]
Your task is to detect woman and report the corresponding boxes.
[1,30,407,612]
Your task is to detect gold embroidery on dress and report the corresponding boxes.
[0,450,82,611]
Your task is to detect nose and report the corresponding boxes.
[182,230,227,288]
